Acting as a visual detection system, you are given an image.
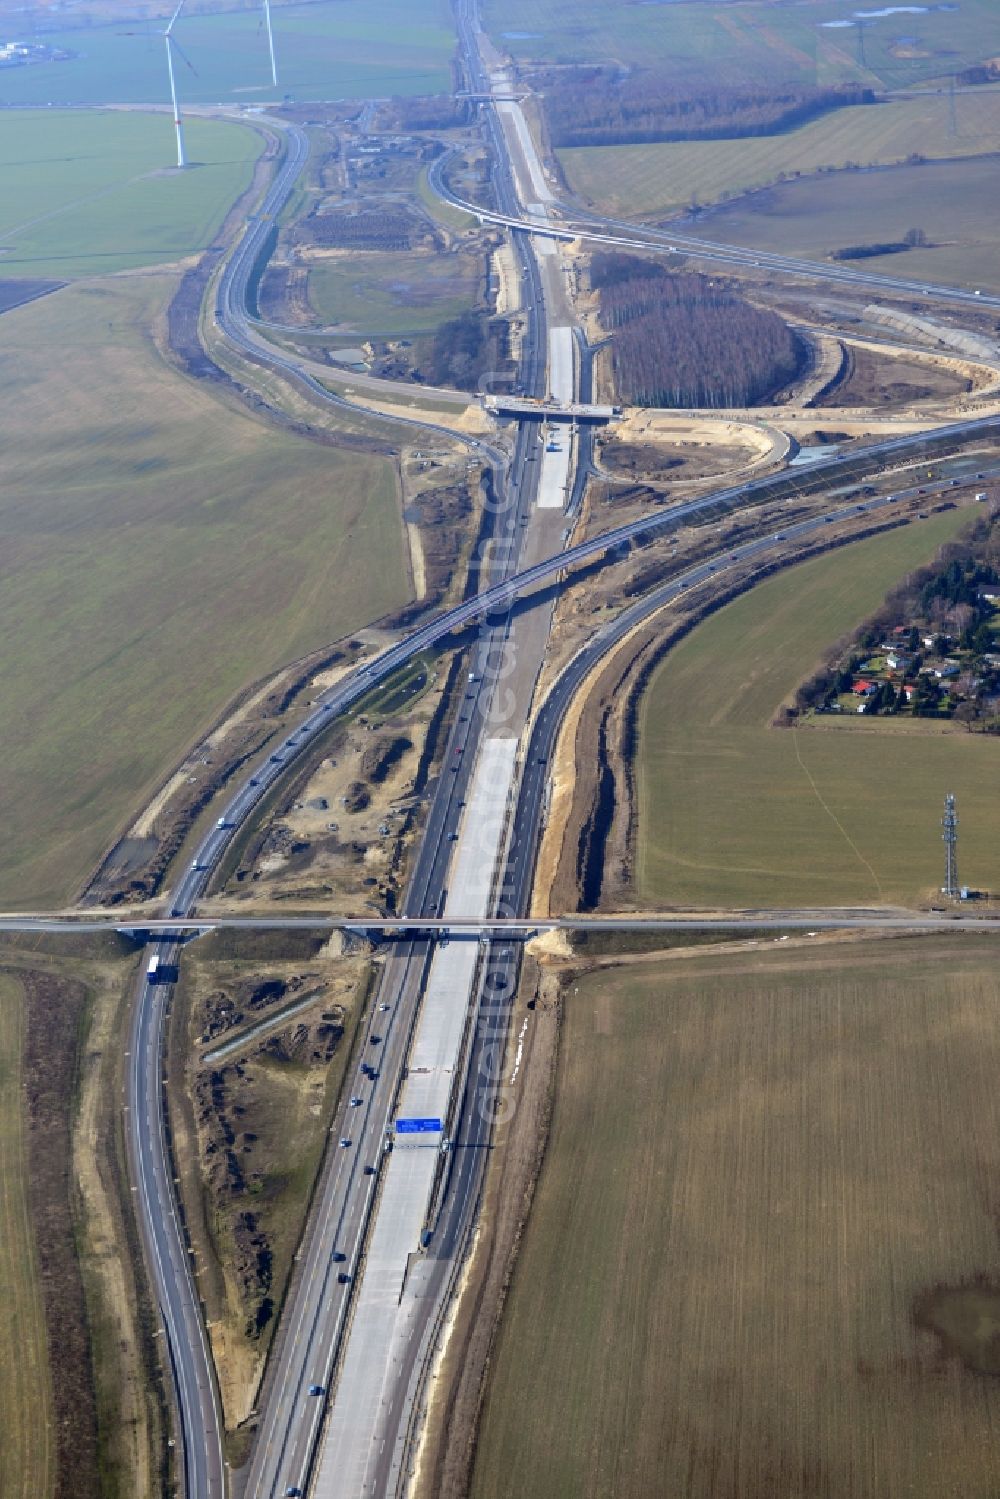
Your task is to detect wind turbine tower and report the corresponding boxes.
[165,1,189,169]
[120,1,194,169]
[263,0,279,88]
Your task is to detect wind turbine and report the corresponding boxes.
[262,0,279,88]
[163,0,193,169]
[120,2,195,169]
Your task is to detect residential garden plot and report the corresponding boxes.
[0,0,453,105]
[559,90,1000,219]
[0,274,408,907]
[471,936,1000,1499]
[633,508,1000,910]
[0,109,262,279]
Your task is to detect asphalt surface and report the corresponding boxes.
[8,913,1000,936]
[127,946,225,1499]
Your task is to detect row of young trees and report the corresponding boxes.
[592,253,800,409]
[303,209,416,251]
[540,68,873,148]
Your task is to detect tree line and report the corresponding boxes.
[539,67,873,149]
[592,253,800,409]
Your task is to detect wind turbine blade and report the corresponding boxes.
[166,0,187,37]
[169,33,198,77]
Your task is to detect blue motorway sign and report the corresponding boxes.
[396,1117,442,1134]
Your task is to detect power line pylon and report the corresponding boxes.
[942,793,959,898]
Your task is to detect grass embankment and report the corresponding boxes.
[307,248,481,336]
[416,166,480,233]
[634,508,1000,909]
[0,110,262,279]
[484,0,996,89]
[675,156,1000,295]
[559,90,1000,218]
[0,275,408,907]
[472,936,1000,1499]
[0,973,54,1499]
[0,0,453,105]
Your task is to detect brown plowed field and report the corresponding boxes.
[471,935,1000,1499]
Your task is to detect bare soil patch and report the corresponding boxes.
[599,437,751,485]
[818,343,973,408]
[168,938,371,1427]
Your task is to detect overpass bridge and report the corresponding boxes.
[483,395,621,424]
[0,912,989,938]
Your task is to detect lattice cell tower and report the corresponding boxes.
[942,793,959,898]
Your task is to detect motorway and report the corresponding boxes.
[127,942,225,1499]
[107,11,1000,1498]
[230,45,557,1499]
[126,82,543,1499]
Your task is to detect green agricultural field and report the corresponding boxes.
[484,0,997,90]
[0,109,261,279]
[633,508,1000,910]
[671,155,1000,295]
[0,973,54,1499]
[472,937,1000,1499]
[559,89,1000,219]
[0,0,453,105]
[0,274,409,908]
[307,248,481,336]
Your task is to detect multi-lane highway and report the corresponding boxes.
[116,9,1000,1497]
[240,66,566,1499]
